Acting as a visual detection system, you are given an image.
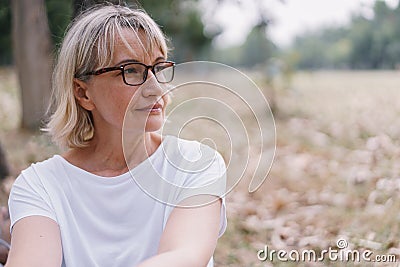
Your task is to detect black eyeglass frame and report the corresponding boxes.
[78,61,175,86]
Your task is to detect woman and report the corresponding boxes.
[6,4,226,267]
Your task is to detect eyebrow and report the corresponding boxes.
[114,56,166,66]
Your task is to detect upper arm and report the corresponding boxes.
[6,216,62,267]
[157,196,222,265]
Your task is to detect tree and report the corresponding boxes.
[0,142,9,179]
[349,0,400,69]
[8,0,212,131]
[71,0,212,61]
[241,25,275,67]
[134,0,213,61]
[11,0,53,130]
[46,0,73,45]
[0,0,12,65]
[288,0,400,70]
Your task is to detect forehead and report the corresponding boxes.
[110,28,165,65]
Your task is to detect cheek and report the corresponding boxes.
[116,91,138,120]
[92,83,135,122]
[161,94,170,113]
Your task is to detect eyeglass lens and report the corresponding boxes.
[123,62,174,85]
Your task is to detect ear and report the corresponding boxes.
[73,78,95,111]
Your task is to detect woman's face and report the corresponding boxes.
[82,28,168,135]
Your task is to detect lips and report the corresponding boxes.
[152,103,162,110]
[136,102,163,111]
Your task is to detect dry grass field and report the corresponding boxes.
[214,70,400,266]
[1,68,400,266]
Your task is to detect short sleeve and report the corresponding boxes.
[168,147,227,237]
[8,166,57,233]
[177,151,227,203]
[182,150,227,237]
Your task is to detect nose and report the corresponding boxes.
[141,69,163,98]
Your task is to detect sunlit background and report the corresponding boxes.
[1,0,400,266]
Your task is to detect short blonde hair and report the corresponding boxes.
[44,4,169,149]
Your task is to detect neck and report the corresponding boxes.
[63,128,160,177]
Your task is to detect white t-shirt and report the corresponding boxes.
[9,135,227,267]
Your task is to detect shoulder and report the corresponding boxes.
[160,136,227,206]
[14,155,62,188]
[164,135,225,168]
[161,136,226,183]
[8,157,61,233]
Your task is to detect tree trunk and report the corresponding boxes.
[11,0,53,130]
[0,143,9,179]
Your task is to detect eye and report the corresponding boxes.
[154,63,172,73]
[124,66,141,75]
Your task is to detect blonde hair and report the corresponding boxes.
[44,4,169,149]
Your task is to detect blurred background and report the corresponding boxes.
[1,0,400,266]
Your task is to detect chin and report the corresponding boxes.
[144,117,164,132]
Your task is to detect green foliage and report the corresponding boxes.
[241,25,275,67]
[210,46,243,66]
[0,0,212,64]
[136,0,212,61]
[291,27,351,69]
[350,1,400,68]
[46,0,73,47]
[211,25,276,67]
[288,1,400,70]
[71,0,212,61]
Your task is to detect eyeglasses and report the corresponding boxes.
[79,61,175,86]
